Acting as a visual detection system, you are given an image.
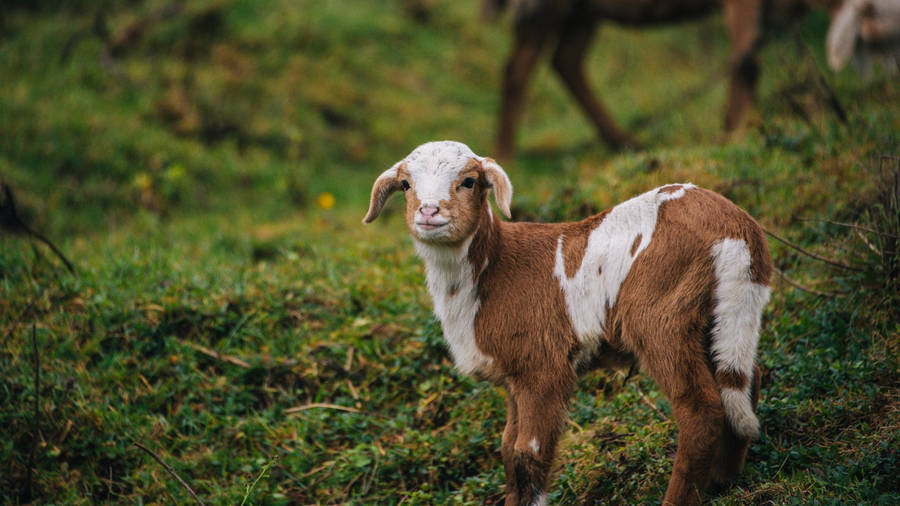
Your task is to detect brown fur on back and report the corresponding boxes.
[469,187,770,383]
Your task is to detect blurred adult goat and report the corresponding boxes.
[485,0,900,160]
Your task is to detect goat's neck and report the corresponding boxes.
[413,207,500,376]
[414,206,500,300]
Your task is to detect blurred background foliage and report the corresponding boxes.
[1,0,898,504]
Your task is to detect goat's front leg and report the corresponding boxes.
[503,376,574,506]
[723,0,763,131]
[501,389,520,501]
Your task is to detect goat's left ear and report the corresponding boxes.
[363,161,404,224]
[480,157,513,219]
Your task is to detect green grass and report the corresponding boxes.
[2,0,898,504]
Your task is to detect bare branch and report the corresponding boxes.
[22,324,40,503]
[285,403,361,415]
[621,360,639,388]
[763,226,863,272]
[631,384,668,422]
[181,340,250,368]
[797,217,899,239]
[773,267,841,298]
[1,182,76,274]
[133,442,205,505]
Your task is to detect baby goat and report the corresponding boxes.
[364,141,772,505]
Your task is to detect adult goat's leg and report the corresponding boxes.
[551,16,641,150]
[723,0,763,131]
[496,25,550,161]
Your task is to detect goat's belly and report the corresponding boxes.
[591,0,717,25]
[575,342,636,375]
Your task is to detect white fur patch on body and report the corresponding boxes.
[529,438,540,454]
[554,184,696,362]
[709,238,770,439]
[528,492,548,506]
[415,236,493,376]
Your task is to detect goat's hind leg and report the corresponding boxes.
[723,0,763,132]
[496,22,551,161]
[710,363,761,486]
[551,15,642,151]
[637,345,724,506]
[665,382,724,504]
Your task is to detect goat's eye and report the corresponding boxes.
[400,180,410,191]
[461,177,476,189]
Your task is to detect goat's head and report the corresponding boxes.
[363,141,512,244]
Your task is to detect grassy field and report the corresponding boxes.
[2,0,898,504]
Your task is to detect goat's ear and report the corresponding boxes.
[481,157,513,219]
[826,0,862,71]
[363,162,404,224]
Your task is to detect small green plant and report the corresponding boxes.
[240,458,278,506]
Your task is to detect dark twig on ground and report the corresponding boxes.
[621,360,639,388]
[773,267,840,298]
[181,340,250,368]
[21,324,41,503]
[133,442,205,506]
[763,226,863,272]
[1,182,76,274]
[798,217,900,239]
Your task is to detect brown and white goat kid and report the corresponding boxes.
[364,141,772,505]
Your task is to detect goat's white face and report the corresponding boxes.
[363,141,513,245]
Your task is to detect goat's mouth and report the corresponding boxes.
[415,221,449,231]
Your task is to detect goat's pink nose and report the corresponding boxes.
[420,204,439,217]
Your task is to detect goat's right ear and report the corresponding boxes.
[363,162,404,224]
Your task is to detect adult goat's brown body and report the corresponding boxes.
[365,141,773,505]
[489,0,841,160]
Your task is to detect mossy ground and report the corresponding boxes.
[1,1,898,504]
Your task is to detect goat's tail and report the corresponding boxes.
[709,239,771,440]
